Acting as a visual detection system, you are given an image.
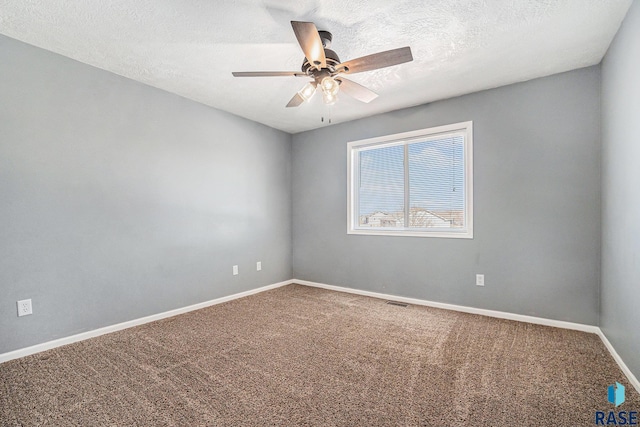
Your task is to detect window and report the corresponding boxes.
[347,121,473,238]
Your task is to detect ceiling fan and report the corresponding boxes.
[232,21,413,108]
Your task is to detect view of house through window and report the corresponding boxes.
[347,121,473,238]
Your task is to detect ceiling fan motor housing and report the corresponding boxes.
[302,49,341,73]
[301,30,341,74]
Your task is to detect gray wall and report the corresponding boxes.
[601,1,640,379]
[0,35,292,354]
[0,29,612,355]
[292,66,601,325]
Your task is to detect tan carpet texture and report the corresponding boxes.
[1,284,638,426]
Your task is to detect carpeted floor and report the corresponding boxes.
[1,284,638,426]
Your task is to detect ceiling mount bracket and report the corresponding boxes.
[318,30,332,48]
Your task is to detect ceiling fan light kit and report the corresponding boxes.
[322,90,337,105]
[320,76,339,96]
[232,21,413,108]
[298,82,318,102]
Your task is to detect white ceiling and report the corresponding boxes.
[0,0,632,134]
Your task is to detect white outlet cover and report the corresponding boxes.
[232,265,238,276]
[256,261,262,271]
[17,299,33,316]
[476,274,485,286]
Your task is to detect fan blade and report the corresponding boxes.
[286,93,305,108]
[291,21,326,70]
[232,71,306,77]
[338,46,413,74]
[335,78,378,103]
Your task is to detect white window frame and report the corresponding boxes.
[347,121,473,239]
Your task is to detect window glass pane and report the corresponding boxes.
[408,135,464,229]
[348,121,472,238]
[358,145,405,227]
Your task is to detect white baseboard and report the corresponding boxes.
[294,279,640,394]
[294,279,599,333]
[596,329,640,394]
[3,277,638,396]
[0,279,294,364]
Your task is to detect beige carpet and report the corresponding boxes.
[1,284,638,426]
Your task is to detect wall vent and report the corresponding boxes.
[386,301,409,308]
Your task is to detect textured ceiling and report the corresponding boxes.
[0,0,632,134]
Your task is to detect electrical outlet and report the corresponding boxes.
[233,265,239,276]
[17,299,32,317]
[256,261,262,271]
[476,274,485,287]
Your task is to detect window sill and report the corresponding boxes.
[347,229,473,239]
